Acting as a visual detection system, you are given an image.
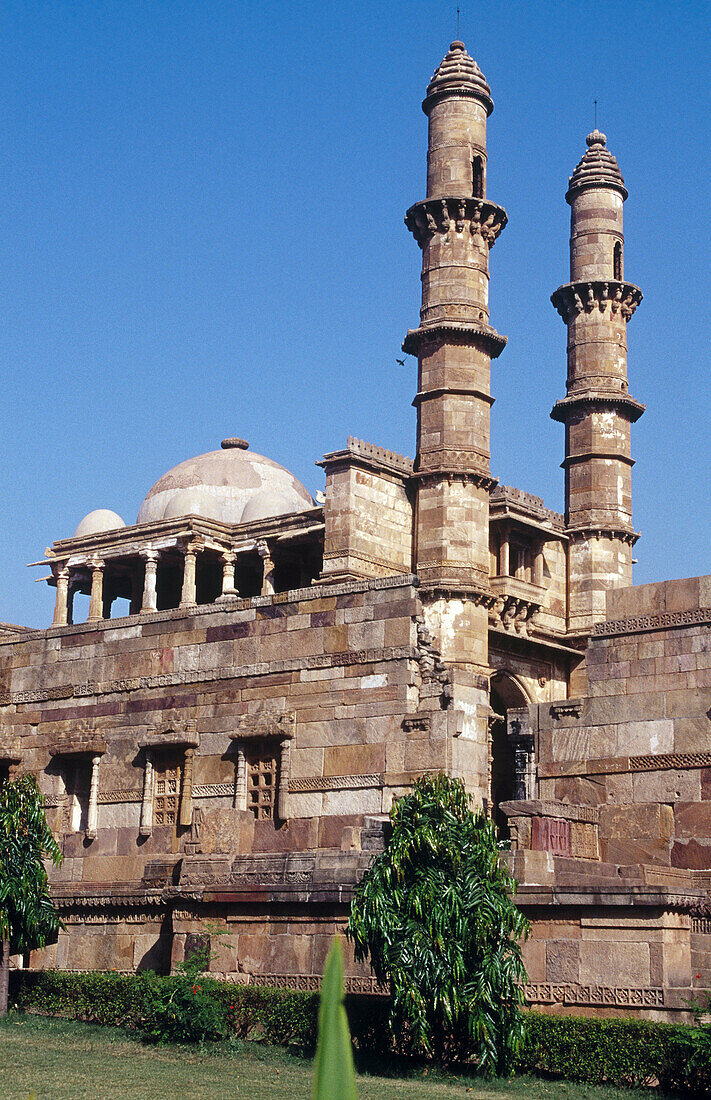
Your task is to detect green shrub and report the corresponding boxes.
[9,967,711,1093]
[140,946,228,1044]
[348,774,530,1074]
[519,1011,689,1090]
[669,1020,711,1095]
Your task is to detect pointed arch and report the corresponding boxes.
[489,672,533,838]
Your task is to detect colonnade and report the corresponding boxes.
[52,539,277,627]
[496,528,546,587]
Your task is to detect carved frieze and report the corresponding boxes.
[2,646,418,708]
[550,280,643,324]
[289,774,382,793]
[525,984,663,1007]
[593,606,711,637]
[249,973,386,995]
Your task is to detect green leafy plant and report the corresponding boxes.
[0,774,62,1016]
[347,773,529,1074]
[142,941,227,1043]
[519,1011,691,1091]
[312,938,358,1100]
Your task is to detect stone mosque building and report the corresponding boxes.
[2,41,710,1019]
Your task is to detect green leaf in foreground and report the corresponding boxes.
[312,938,358,1100]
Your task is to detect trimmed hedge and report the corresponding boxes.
[7,969,711,1092]
[518,1011,693,1092]
[8,969,322,1048]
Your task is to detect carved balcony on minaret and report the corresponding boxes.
[405,197,507,248]
[551,280,643,324]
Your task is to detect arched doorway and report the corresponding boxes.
[489,672,531,838]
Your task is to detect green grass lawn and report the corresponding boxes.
[0,1014,665,1100]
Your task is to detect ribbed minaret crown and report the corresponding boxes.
[423,40,493,116]
[567,130,628,203]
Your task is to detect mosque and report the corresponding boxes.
[1,41,710,1019]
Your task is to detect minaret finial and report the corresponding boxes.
[456,7,460,39]
[594,98,597,130]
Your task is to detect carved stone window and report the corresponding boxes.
[246,741,278,820]
[613,240,622,281]
[472,155,484,198]
[153,753,183,826]
[230,713,294,822]
[61,760,90,833]
[138,727,198,837]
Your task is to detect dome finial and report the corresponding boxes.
[423,39,493,116]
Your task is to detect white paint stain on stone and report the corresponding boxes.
[362,674,387,689]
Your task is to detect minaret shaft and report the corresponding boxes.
[404,42,507,659]
[551,130,643,635]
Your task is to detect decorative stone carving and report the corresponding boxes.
[405,197,507,248]
[288,774,382,793]
[550,280,643,323]
[231,712,296,742]
[525,984,664,1008]
[593,606,711,637]
[414,617,453,708]
[549,700,584,720]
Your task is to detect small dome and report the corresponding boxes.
[162,487,224,522]
[74,509,127,538]
[424,40,493,116]
[567,130,627,202]
[137,441,314,525]
[240,490,297,524]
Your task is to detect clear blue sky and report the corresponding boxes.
[1,0,709,628]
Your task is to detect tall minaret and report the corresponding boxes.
[551,130,644,636]
[403,42,507,796]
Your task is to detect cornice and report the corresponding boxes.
[405,197,507,247]
[317,436,413,479]
[403,320,507,359]
[551,280,642,324]
[551,391,645,424]
[565,524,640,546]
[412,467,498,492]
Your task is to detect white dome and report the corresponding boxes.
[162,487,224,522]
[74,509,127,538]
[240,490,297,524]
[136,439,314,525]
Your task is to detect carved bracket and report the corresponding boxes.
[551,280,642,324]
[405,197,507,247]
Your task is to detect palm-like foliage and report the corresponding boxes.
[0,774,62,1015]
[347,773,529,1074]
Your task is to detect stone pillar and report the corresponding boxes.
[180,544,198,607]
[52,566,70,626]
[234,745,247,810]
[551,130,643,634]
[179,747,194,827]
[216,551,238,601]
[139,751,154,837]
[533,545,545,587]
[67,579,77,626]
[277,738,291,821]
[87,560,105,623]
[129,567,143,615]
[140,550,159,613]
[85,753,101,841]
[257,540,275,596]
[499,532,510,577]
